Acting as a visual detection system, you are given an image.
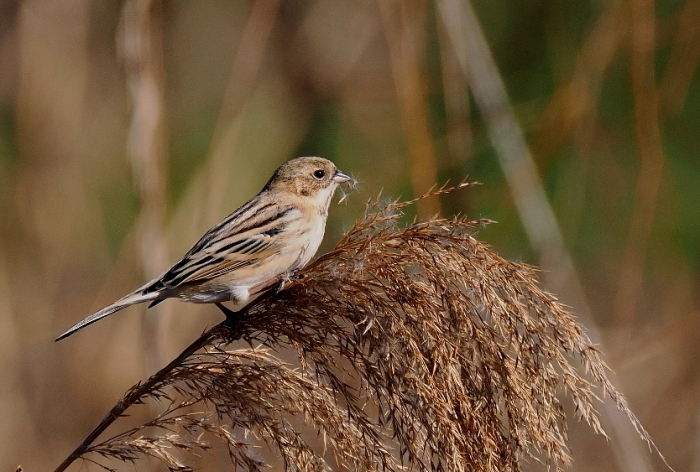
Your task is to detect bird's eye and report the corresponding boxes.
[313,169,325,179]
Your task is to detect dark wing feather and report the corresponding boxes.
[145,199,301,292]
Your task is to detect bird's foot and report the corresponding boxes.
[278,269,300,292]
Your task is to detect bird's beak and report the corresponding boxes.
[333,170,352,183]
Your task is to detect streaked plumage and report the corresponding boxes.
[56,157,351,341]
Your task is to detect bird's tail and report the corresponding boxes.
[55,286,160,341]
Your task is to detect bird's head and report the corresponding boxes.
[265,157,352,205]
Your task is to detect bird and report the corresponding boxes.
[56,156,351,341]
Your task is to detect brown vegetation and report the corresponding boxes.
[55,186,661,472]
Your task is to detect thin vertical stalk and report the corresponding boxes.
[379,0,441,219]
[612,0,665,328]
[120,0,170,369]
[204,0,281,224]
[660,0,700,114]
[436,12,473,172]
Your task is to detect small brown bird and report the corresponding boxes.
[56,157,351,341]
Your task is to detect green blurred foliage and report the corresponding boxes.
[1,0,700,471]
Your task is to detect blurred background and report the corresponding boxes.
[1,0,699,470]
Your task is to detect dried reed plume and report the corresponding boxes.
[54,184,663,472]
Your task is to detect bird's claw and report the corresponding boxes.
[277,269,300,293]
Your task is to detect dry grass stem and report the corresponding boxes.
[55,184,662,472]
[120,0,171,368]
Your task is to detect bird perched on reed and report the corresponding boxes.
[56,157,351,341]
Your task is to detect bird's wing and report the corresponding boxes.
[148,199,302,291]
